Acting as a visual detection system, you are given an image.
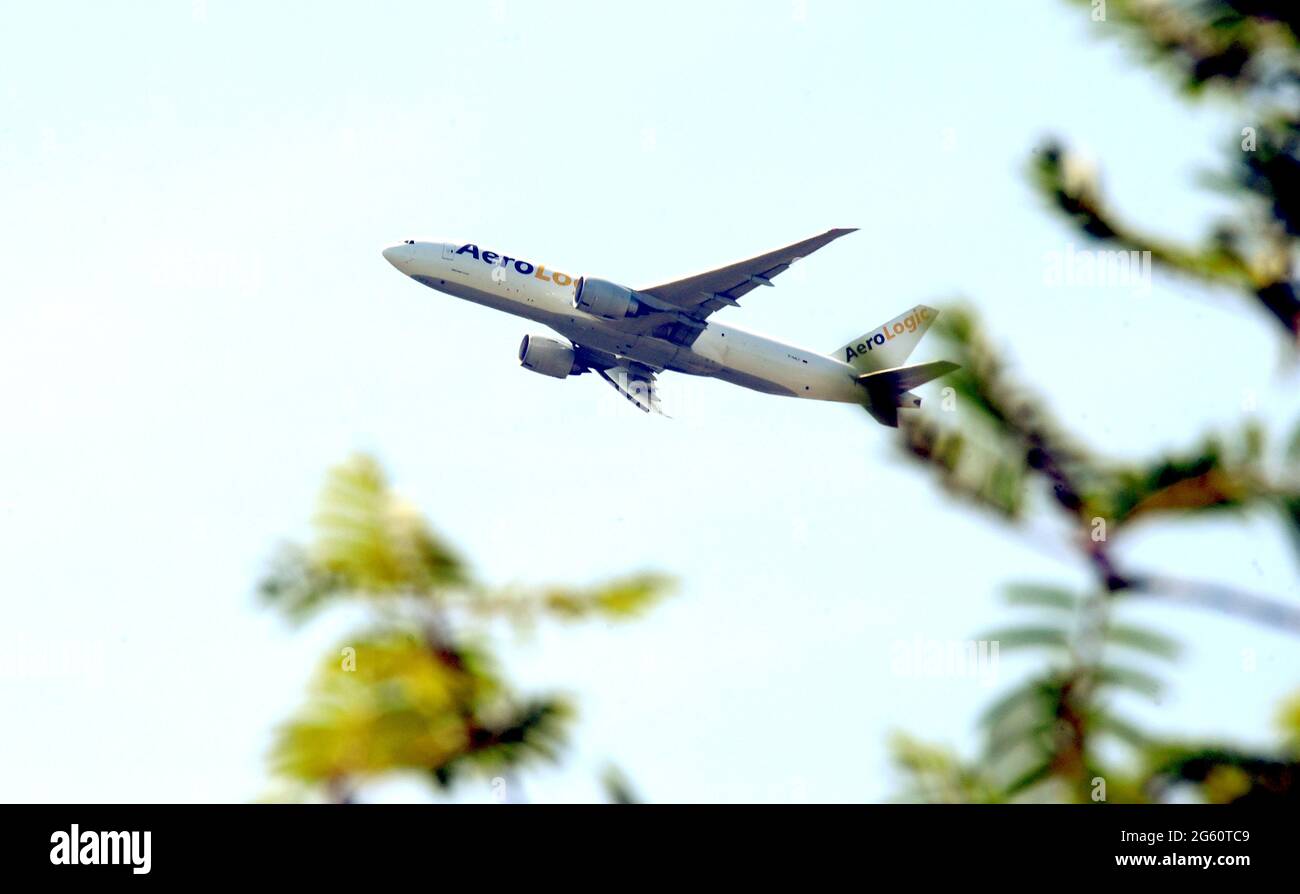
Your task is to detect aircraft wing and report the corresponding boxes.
[640,227,857,320]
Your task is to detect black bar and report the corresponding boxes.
[0,804,1279,881]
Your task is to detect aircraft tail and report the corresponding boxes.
[857,361,960,427]
[834,304,938,373]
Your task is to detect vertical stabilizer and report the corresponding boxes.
[834,305,938,373]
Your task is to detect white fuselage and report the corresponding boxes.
[382,240,866,403]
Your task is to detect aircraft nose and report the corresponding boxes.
[383,243,414,271]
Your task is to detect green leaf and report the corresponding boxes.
[600,765,641,805]
[984,716,1057,762]
[436,697,575,787]
[1093,663,1164,700]
[1090,710,1154,749]
[1286,419,1300,462]
[473,573,674,626]
[1278,496,1300,565]
[976,625,1071,653]
[259,544,350,620]
[1003,760,1054,797]
[542,574,673,620]
[1004,584,1079,613]
[979,676,1065,729]
[1104,622,1180,661]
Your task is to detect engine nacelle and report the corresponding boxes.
[518,334,578,379]
[573,276,641,319]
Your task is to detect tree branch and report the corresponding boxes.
[1121,573,1300,636]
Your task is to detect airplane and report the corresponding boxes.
[381,229,958,425]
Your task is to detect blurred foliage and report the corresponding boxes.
[954,584,1175,802]
[892,582,1300,803]
[599,764,642,805]
[261,455,671,800]
[1038,0,1300,338]
[890,733,1005,804]
[902,305,1300,561]
[1073,0,1300,96]
[892,0,1300,803]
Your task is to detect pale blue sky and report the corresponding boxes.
[2,1,1297,802]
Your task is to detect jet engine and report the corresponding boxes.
[518,334,579,379]
[572,277,641,319]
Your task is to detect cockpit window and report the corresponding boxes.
[404,239,415,245]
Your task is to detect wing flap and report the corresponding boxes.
[596,365,664,415]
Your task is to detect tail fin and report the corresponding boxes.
[857,360,959,427]
[834,304,938,373]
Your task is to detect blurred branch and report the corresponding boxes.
[1124,573,1300,634]
[461,573,674,629]
[1032,140,1300,339]
[1067,0,1300,96]
[894,304,1300,635]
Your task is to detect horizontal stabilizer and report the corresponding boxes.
[896,390,922,409]
[857,360,959,393]
[857,361,959,427]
